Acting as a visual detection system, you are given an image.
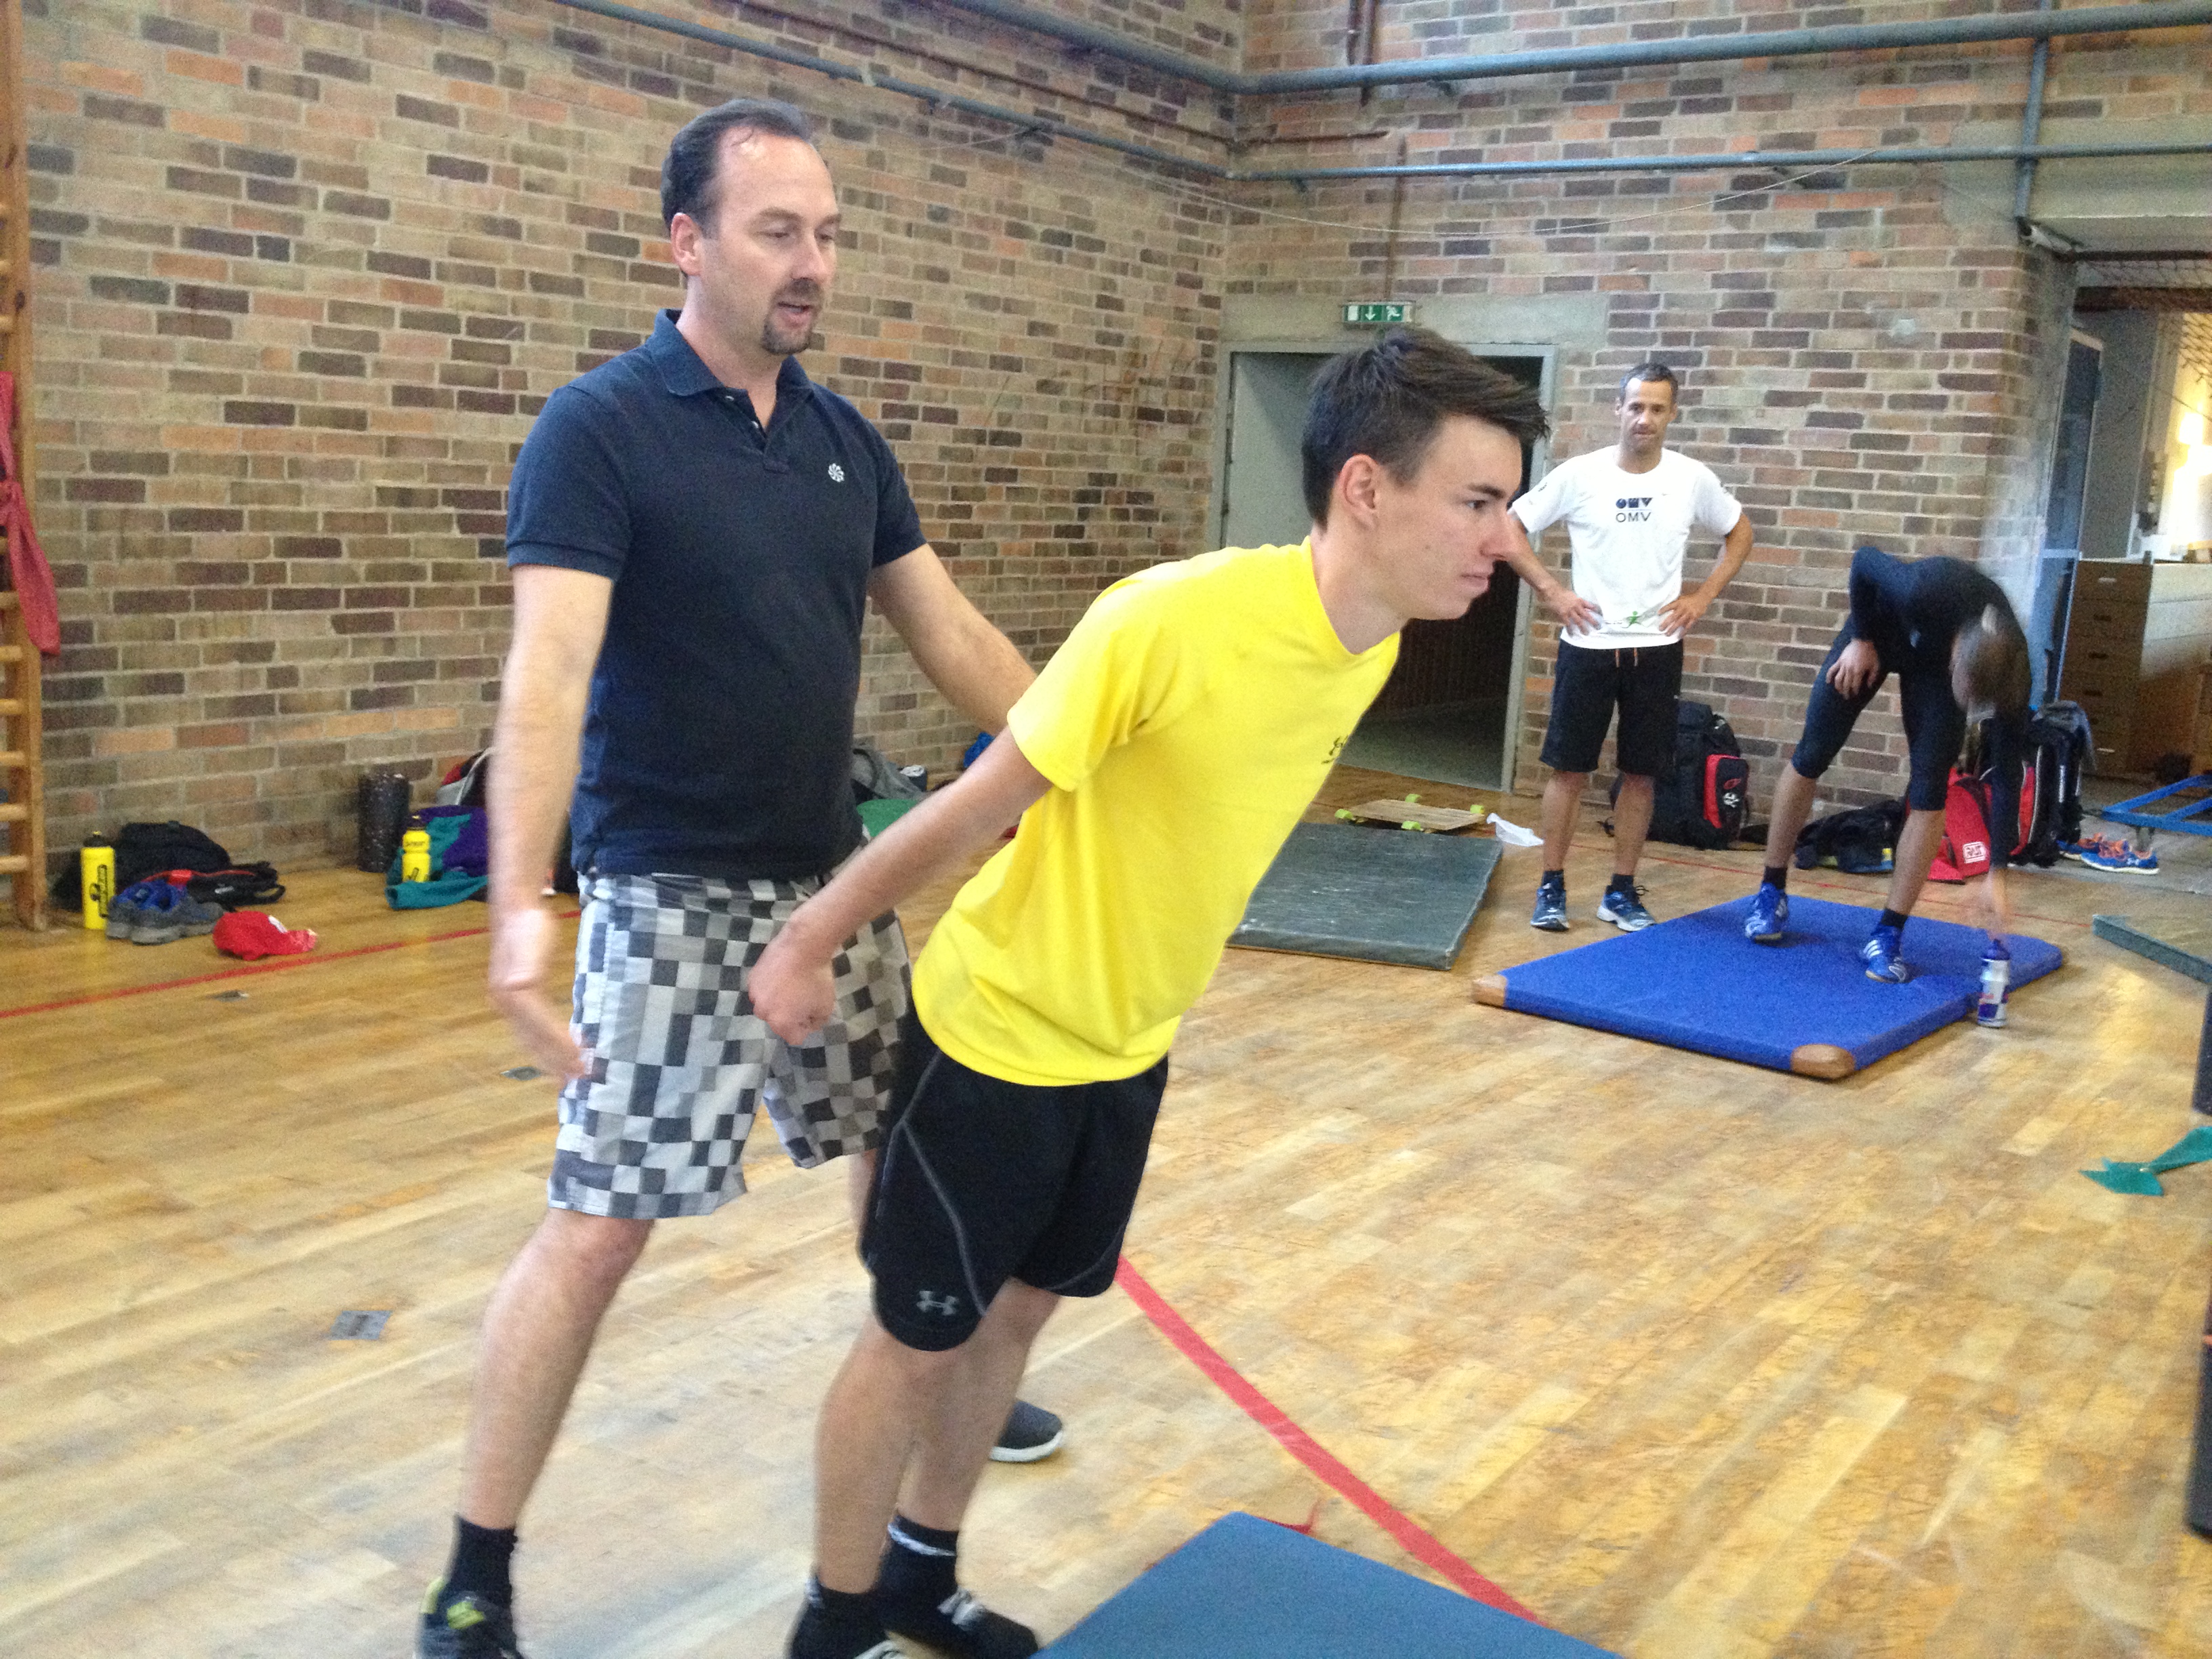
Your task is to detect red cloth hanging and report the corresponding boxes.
[0,369,59,657]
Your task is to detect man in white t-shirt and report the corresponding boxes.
[1500,363,1755,932]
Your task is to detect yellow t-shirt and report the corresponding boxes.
[912,541,1399,1086]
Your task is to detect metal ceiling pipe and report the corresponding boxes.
[536,1,2212,191]
[921,0,1242,90]
[931,0,2212,96]
[1234,140,2212,182]
[546,0,1227,175]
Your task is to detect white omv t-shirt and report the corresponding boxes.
[1511,447,1742,649]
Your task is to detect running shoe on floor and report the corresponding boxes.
[104,879,157,941]
[2081,837,2160,874]
[1860,924,1911,983]
[419,1584,526,1659]
[1744,883,1789,943]
[1596,884,1655,932]
[989,1399,1064,1463]
[1530,874,1569,933]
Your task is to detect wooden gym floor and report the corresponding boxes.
[3,767,2211,1657]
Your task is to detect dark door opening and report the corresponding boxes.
[1215,349,1547,792]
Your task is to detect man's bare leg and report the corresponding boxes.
[899,1282,1059,1528]
[1761,763,1821,871]
[457,1208,655,1527]
[1610,773,1655,879]
[1539,769,1588,873]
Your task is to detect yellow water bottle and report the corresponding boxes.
[400,824,432,884]
[80,836,116,930]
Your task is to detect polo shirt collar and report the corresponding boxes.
[644,309,814,405]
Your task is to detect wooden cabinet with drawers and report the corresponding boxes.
[2060,560,2150,772]
[2058,559,2212,774]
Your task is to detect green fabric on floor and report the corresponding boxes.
[857,796,920,836]
[2082,1126,2212,1195]
[2084,1161,2169,1195]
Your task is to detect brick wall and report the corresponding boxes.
[21,0,1232,874]
[1227,3,2210,807]
[16,0,2209,889]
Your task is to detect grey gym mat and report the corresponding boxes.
[1230,820,1504,970]
[2094,914,2212,986]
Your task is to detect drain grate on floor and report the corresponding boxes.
[328,1310,391,1341]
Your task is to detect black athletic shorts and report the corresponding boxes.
[1790,621,1962,812]
[862,1009,1168,1352]
[1540,640,1683,777]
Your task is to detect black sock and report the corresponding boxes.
[790,1576,886,1659]
[1540,867,1565,889]
[440,1517,516,1611]
[1878,908,1908,936]
[1763,865,1788,892]
[878,1515,1038,1658]
[1605,872,1637,897]
[880,1514,960,1606]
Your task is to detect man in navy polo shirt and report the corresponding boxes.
[417,100,1040,1659]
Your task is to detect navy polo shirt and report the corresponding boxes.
[507,310,924,880]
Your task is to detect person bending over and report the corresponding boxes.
[1744,544,2030,980]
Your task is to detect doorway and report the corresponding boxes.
[1212,346,1550,792]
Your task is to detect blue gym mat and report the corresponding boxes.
[1231,820,1504,970]
[1474,896,2064,1078]
[1040,1512,1615,1658]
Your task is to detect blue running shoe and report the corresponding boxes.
[104,878,159,941]
[2082,836,2159,874]
[1860,924,1910,983]
[1530,875,1568,933]
[1596,884,1655,932]
[127,881,189,945]
[1744,883,1788,943]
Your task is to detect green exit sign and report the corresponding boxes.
[1343,302,1413,326]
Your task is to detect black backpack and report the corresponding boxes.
[1962,710,2073,869]
[1628,701,1750,850]
[2029,701,2091,848]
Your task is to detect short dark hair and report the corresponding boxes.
[1300,327,1551,527]
[1617,361,1680,403]
[1957,601,2031,722]
[661,98,815,231]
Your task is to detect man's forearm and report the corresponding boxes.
[487,653,591,912]
[1498,520,1567,601]
[780,737,1048,960]
[1692,517,1755,603]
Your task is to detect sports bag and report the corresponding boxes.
[1794,800,1905,874]
[1641,701,1750,850]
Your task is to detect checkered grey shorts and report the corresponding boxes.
[548,871,910,1219]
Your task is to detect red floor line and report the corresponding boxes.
[2,905,592,1021]
[1113,1256,1540,1624]
[0,923,497,1019]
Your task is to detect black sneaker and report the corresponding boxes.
[879,1586,1038,1659]
[989,1399,1064,1464]
[419,1582,525,1658]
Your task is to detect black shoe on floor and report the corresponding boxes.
[988,1399,1064,1464]
[880,1586,1038,1659]
[419,1582,525,1658]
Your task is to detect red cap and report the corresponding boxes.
[213,910,319,960]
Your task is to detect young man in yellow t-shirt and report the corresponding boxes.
[750,327,1549,1659]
